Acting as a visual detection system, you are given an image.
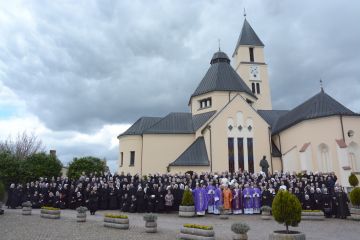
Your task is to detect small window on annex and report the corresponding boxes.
[130,151,135,166]
[199,97,212,109]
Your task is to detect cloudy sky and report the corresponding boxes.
[0,0,359,172]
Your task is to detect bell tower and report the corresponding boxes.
[232,17,272,110]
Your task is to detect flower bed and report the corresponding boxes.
[260,206,272,220]
[104,214,129,229]
[143,214,157,233]
[179,205,195,217]
[179,224,215,240]
[301,210,324,221]
[350,207,360,221]
[76,206,87,222]
[40,207,60,219]
[22,201,32,216]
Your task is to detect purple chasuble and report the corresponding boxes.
[214,187,223,208]
[243,187,253,208]
[253,188,261,208]
[193,188,207,212]
[232,188,242,210]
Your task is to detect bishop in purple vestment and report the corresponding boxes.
[243,184,253,214]
[232,184,243,214]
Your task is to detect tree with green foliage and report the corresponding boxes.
[0,181,5,202]
[21,152,63,183]
[67,156,106,180]
[350,187,360,207]
[272,190,302,233]
[181,188,194,206]
[0,150,22,186]
[349,173,359,187]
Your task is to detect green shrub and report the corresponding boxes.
[41,206,60,210]
[181,189,194,206]
[350,187,360,207]
[349,173,359,187]
[22,201,32,207]
[260,205,272,212]
[231,222,250,234]
[183,224,213,230]
[302,210,321,212]
[105,214,128,219]
[76,206,88,213]
[0,181,5,202]
[272,190,302,233]
[143,214,157,222]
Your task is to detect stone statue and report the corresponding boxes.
[259,155,269,176]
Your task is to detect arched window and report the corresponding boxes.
[318,143,331,173]
[348,142,360,172]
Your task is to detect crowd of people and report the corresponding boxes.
[5,170,350,218]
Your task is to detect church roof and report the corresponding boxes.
[258,110,289,129]
[191,51,256,98]
[272,90,358,134]
[118,117,162,137]
[119,111,216,136]
[169,137,209,166]
[233,19,264,56]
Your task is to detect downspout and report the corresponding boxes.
[228,92,231,102]
[278,134,283,172]
[140,135,143,176]
[208,126,213,172]
[268,127,273,174]
[340,115,345,141]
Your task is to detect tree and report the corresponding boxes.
[181,188,194,206]
[67,156,106,180]
[272,190,302,233]
[349,173,359,187]
[0,150,22,186]
[21,152,63,183]
[0,131,44,161]
[0,181,5,202]
[350,187,360,207]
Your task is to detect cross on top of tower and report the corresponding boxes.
[320,79,324,92]
[243,8,246,18]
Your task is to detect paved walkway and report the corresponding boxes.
[0,209,359,240]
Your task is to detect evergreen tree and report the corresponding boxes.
[272,190,302,233]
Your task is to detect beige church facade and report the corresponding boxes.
[117,18,360,187]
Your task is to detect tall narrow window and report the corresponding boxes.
[256,83,260,94]
[130,151,135,166]
[120,152,124,166]
[237,138,244,171]
[247,138,254,173]
[228,138,235,173]
[251,83,256,93]
[249,47,254,62]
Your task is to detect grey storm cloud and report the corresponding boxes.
[1,0,360,135]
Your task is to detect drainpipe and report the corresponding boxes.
[140,135,143,176]
[278,134,283,172]
[208,126,213,172]
[340,115,345,141]
[268,127,273,174]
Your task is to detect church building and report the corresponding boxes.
[117,18,360,187]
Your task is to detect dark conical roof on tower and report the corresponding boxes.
[233,19,264,56]
[191,51,255,98]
